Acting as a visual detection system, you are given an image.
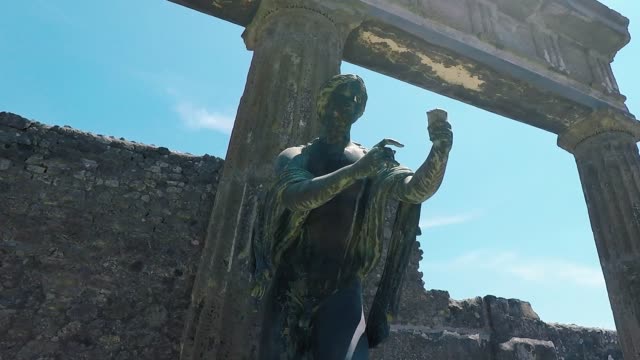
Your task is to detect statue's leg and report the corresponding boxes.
[311,279,368,360]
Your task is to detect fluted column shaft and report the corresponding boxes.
[559,109,640,359]
[179,4,344,359]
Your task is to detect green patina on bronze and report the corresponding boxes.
[253,148,419,288]
[253,149,423,356]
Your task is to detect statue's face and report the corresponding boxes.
[322,81,366,144]
[329,81,365,122]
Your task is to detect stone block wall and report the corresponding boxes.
[0,112,222,359]
[0,112,623,359]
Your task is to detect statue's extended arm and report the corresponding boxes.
[281,162,360,212]
[393,110,453,204]
[278,141,398,212]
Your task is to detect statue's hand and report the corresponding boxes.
[352,138,404,178]
[427,109,453,151]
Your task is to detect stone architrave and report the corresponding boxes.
[558,109,640,359]
[170,0,630,132]
[179,2,352,359]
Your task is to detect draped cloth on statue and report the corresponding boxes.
[252,140,422,357]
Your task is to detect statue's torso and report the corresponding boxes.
[297,143,368,286]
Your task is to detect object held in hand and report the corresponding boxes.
[427,108,448,126]
[373,138,405,149]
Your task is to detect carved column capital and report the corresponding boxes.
[558,107,640,153]
[242,0,363,51]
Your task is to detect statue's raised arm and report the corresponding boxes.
[391,109,453,204]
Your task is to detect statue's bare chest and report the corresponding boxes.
[304,144,364,175]
[306,147,365,203]
[303,147,367,248]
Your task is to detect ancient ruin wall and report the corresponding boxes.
[0,112,222,359]
[365,233,622,359]
[0,112,622,359]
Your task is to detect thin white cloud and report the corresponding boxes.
[428,250,605,289]
[420,210,483,229]
[175,101,235,134]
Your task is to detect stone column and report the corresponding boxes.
[179,2,349,360]
[558,108,640,360]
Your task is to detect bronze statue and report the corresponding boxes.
[253,74,452,359]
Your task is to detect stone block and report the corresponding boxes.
[25,164,46,173]
[485,295,548,343]
[15,340,59,360]
[371,328,491,359]
[0,158,11,170]
[496,337,558,360]
[0,112,32,130]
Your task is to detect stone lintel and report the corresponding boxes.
[343,0,629,132]
[169,0,631,134]
[167,0,259,26]
[344,21,595,134]
[557,108,640,153]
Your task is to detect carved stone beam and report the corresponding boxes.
[558,109,640,359]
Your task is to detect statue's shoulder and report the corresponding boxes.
[347,141,368,160]
[277,146,304,159]
[351,141,368,152]
[275,142,313,174]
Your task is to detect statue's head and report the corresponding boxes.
[317,74,368,144]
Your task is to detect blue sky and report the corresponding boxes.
[1,0,638,330]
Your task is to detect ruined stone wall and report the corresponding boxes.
[0,112,222,360]
[368,237,622,359]
[0,112,622,359]
[357,197,621,359]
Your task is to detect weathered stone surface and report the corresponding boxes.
[496,337,557,360]
[559,115,640,359]
[0,112,222,360]
[371,328,491,360]
[484,295,548,344]
[0,111,32,130]
[370,285,622,359]
[549,324,623,360]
